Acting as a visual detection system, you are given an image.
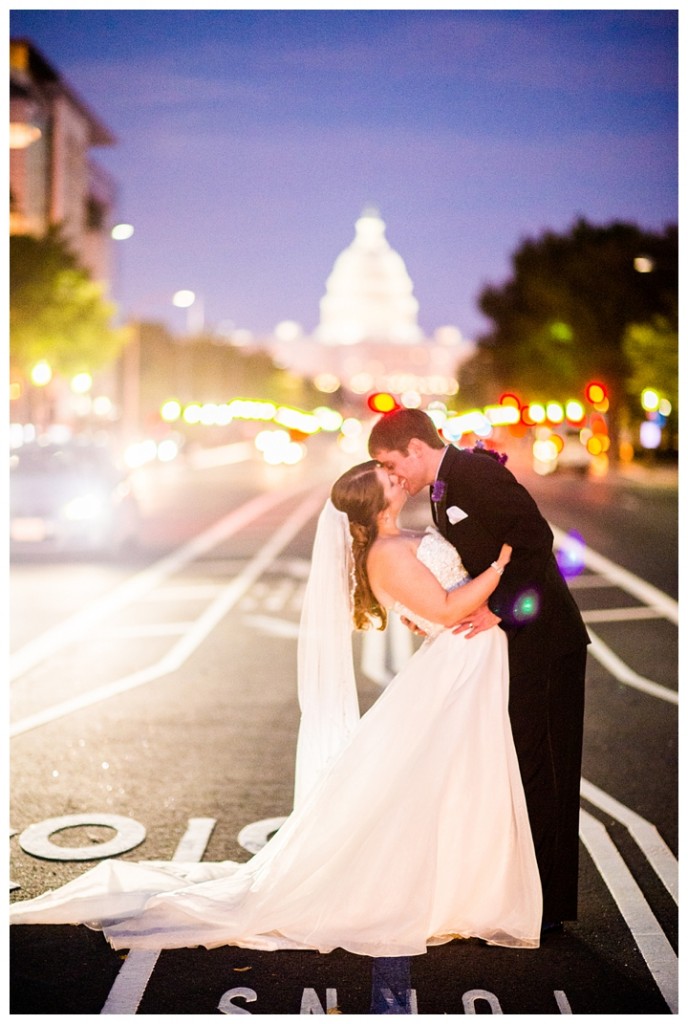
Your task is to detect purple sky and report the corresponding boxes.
[9,7,678,343]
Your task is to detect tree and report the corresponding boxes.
[468,220,678,443]
[623,315,678,450]
[10,228,128,378]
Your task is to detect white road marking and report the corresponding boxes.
[242,615,300,639]
[100,818,216,1015]
[100,622,195,638]
[551,525,679,625]
[587,628,677,706]
[581,779,677,903]
[10,489,328,737]
[579,809,677,1014]
[10,487,305,682]
[581,606,666,622]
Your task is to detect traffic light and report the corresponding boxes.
[585,381,608,405]
[367,392,400,414]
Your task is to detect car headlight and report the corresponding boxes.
[62,493,108,521]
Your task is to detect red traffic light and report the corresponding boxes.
[367,392,400,414]
[585,381,608,405]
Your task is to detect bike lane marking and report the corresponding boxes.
[581,779,677,903]
[550,525,678,624]
[10,487,305,682]
[10,487,328,737]
[100,817,217,1015]
[579,809,677,1014]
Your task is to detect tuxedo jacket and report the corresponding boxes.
[432,445,589,662]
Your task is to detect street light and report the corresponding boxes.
[172,290,205,336]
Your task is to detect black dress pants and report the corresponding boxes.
[507,642,587,923]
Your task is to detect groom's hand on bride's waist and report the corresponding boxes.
[453,604,501,638]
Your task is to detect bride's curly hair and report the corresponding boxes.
[330,460,389,632]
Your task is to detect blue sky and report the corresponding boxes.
[9,7,678,342]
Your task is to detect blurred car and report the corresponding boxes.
[555,427,593,473]
[10,441,141,556]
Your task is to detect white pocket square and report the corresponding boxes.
[446,505,468,525]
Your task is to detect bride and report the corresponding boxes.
[10,460,542,955]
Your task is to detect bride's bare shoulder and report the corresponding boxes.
[369,532,423,564]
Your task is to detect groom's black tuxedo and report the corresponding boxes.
[433,444,589,923]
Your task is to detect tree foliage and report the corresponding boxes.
[10,228,128,377]
[470,219,678,412]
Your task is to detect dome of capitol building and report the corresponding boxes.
[270,208,474,400]
[315,206,423,346]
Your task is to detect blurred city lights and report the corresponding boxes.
[172,289,196,308]
[313,407,343,431]
[161,400,182,422]
[30,360,52,386]
[274,407,321,434]
[401,390,422,408]
[124,439,158,468]
[182,404,202,425]
[92,395,113,417]
[532,437,559,473]
[640,421,662,449]
[111,223,135,241]
[70,372,93,394]
[255,429,306,465]
[565,400,585,423]
[340,417,363,438]
[157,438,180,462]
[485,404,520,426]
[585,381,608,405]
[546,402,564,424]
[641,388,660,412]
[527,403,546,424]
[634,255,654,273]
[367,392,399,414]
[313,373,341,393]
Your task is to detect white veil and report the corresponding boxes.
[293,499,360,808]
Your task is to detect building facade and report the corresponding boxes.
[10,38,117,285]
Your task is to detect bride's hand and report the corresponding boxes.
[498,543,512,570]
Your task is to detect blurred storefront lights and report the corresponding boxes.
[30,360,52,386]
[70,372,93,394]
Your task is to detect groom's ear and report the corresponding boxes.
[407,438,424,458]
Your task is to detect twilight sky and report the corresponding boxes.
[9,6,678,343]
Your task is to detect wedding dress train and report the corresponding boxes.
[10,529,542,955]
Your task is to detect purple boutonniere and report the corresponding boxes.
[431,480,446,503]
[471,441,508,465]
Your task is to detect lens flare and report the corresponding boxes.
[513,589,540,623]
[557,530,586,578]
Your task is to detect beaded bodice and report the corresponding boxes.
[391,527,471,638]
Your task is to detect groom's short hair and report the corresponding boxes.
[368,408,445,456]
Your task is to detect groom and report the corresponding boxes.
[368,408,589,932]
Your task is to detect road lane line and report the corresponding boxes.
[100,818,216,1015]
[587,628,678,705]
[579,809,677,1014]
[582,607,666,622]
[581,779,677,903]
[10,487,306,683]
[10,488,328,738]
[550,526,678,624]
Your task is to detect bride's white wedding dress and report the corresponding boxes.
[10,528,542,955]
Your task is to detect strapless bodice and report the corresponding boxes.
[391,527,470,638]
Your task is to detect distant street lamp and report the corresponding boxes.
[172,289,205,336]
[111,223,135,241]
